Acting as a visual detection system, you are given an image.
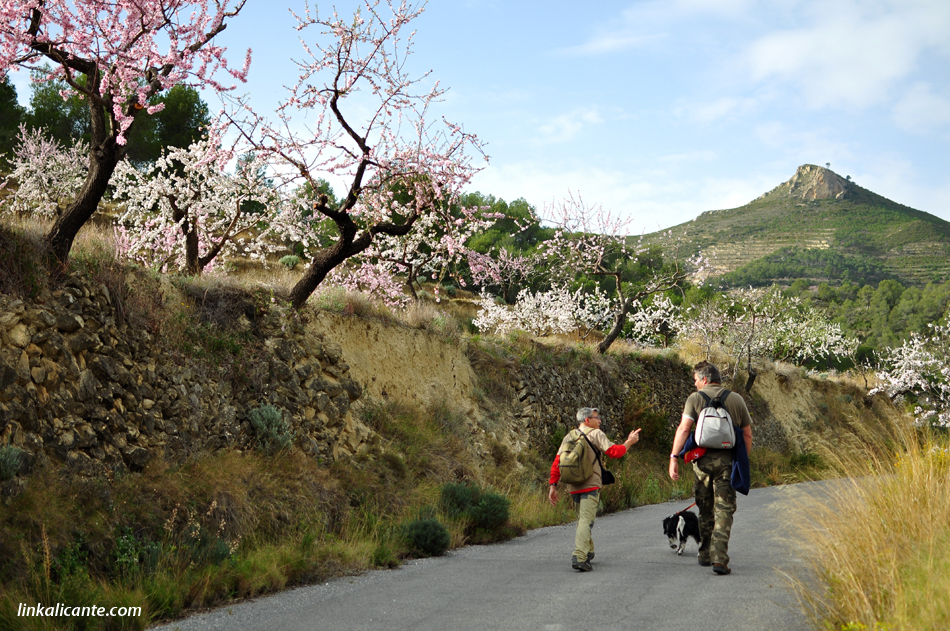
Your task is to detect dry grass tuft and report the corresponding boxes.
[0,216,52,299]
[402,300,462,338]
[784,420,950,631]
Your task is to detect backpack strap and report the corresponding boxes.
[712,388,731,407]
[579,429,606,474]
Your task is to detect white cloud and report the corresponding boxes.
[657,150,719,164]
[535,108,604,144]
[675,95,765,123]
[557,0,755,58]
[555,34,665,57]
[745,0,950,109]
[892,83,950,134]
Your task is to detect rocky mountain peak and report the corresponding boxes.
[757,164,852,202]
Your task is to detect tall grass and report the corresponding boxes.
[785,422,950,631]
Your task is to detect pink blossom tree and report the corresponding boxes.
[0,0,251,263]
[467,247,537,305]
[224,0,486,310]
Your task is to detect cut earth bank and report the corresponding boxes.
[1,272,900,490]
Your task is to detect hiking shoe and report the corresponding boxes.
[713,563,731,575]
[587,552,595,562]
[571,556,593,572]
[698,558,712,567]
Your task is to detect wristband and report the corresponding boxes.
[670,454,678,458]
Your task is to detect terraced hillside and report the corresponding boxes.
[646,164,950,287]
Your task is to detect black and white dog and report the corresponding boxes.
[662,510,701,555]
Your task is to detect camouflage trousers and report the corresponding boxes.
[692,451,737,566]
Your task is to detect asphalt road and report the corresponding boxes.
[153,483,817,631]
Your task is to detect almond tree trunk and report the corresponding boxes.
[45,141,121,264]
[44,71,123,265]
[287,213,417,310]
[289,227,368,310]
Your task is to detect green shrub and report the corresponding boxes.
[382,452,408,478]
[468,492,510,531]
[0,445,23,481]
[112,528,142,579]
[403,518,450,557]
[279,255,301,270]
[441,482,480,516]
[440,483,510,534]
[248,404,295,454]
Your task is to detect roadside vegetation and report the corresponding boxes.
[786,424,950,631]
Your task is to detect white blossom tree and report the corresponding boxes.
[536,192,689,353]
[871,324,950,428]
[111,140,283,274]
[473,284,616,338]
[680,287,857,389]
[0,124,87,218]
[363,198,501,300]
[679,299,730,361]
[626,295,683,347]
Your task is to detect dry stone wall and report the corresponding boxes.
[0,275,371,479]
[506,354,696,448]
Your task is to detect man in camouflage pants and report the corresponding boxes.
[669,361,752,575]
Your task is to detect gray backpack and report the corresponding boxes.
[694,390,737,449]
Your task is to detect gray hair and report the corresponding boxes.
[576,407,599,424]
[693,360,721,384]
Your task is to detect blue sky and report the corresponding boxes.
[12,0,950,231]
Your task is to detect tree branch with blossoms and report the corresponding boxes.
[222,0,486,310]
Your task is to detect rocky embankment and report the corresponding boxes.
[1,273,897,493]
[0,275,370,484]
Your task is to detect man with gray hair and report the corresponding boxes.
[549,407,641,571]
